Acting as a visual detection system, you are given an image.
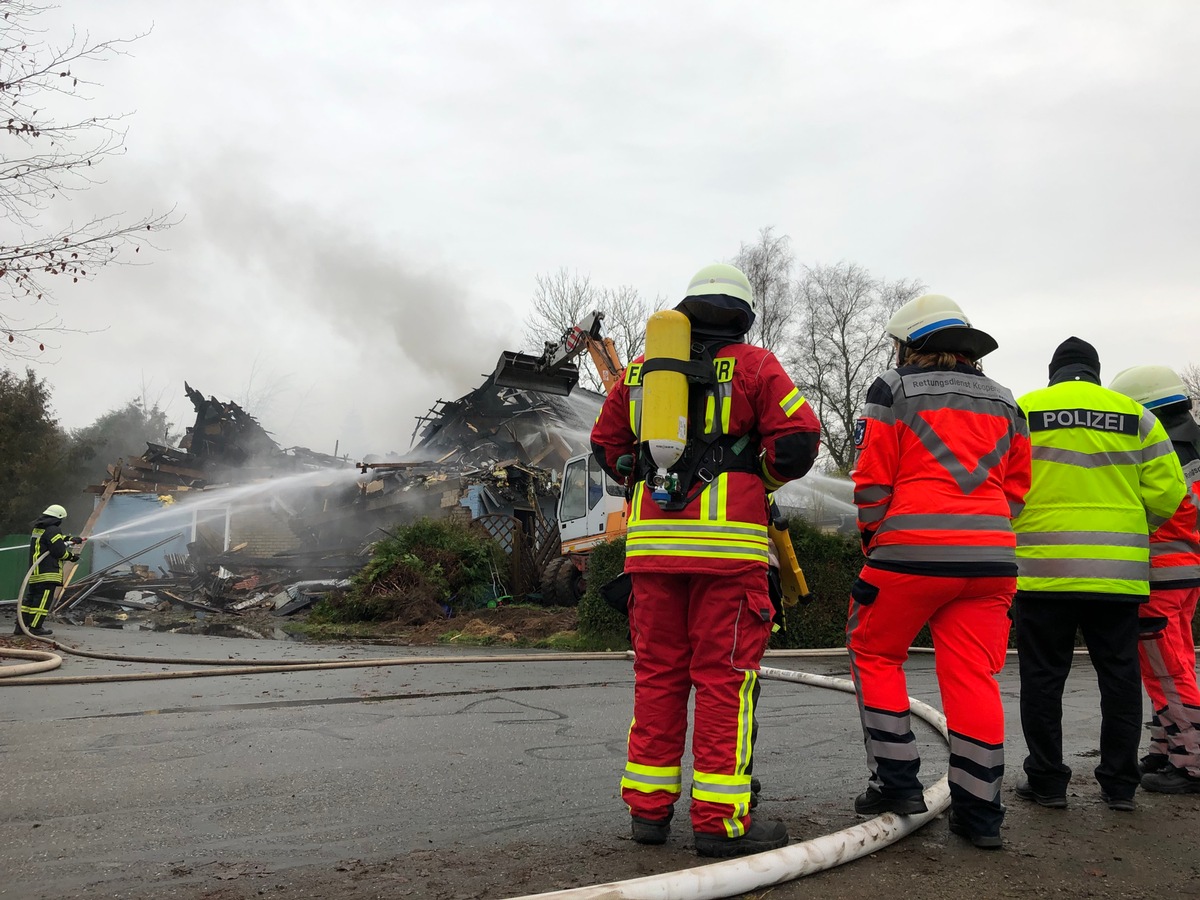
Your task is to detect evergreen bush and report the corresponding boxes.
[578,537,632,648]
[310,517,504,623]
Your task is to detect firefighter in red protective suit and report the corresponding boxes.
[848,295,1030,849]
[590,263,820,857]
[1110,365,1200,794]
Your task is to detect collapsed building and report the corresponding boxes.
[66,376,601,618]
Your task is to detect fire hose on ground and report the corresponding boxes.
[2,558,953,900]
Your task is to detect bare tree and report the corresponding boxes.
[598,283,666,372]
[0,1,174,358]
[522,268,598,352]
[787,262,924,474]
[733,226,795,352]
[522,268,659,392]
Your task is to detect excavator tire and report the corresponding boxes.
[538,557,569,607]
[554,556,586,608]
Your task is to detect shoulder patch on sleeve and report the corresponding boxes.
[854,417,869,449]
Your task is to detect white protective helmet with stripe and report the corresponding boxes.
[885,294,998,360]
[42,504,68,519]
[675,264,757,338]
[1109,365,1192,412]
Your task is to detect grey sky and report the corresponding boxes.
[23,1,1200,458]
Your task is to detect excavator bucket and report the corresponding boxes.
[492,351,580,396]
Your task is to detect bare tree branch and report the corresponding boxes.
[0,1,175,357]
[522,268,659,392]
[733,226,795,352]
[787,262,924,474]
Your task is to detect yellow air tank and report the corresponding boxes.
[639,309,691,480]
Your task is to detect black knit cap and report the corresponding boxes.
[1048,336,1100,379]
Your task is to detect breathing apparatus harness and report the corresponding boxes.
[635,339,759,511]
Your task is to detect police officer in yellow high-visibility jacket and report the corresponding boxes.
[1012,338,1186,812]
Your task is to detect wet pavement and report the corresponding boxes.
[0,615,1137,899]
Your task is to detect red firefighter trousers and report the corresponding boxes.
[847,569,1013,835]
[1138,586,1200,775]
[622,568,774,836]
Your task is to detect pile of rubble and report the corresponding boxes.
[67,373,602,614]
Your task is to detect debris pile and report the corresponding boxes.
[67,373,601,618]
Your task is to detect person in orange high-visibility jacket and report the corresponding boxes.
[848,295,1030,850]
[590,264,820,858]
[1110,365,1200,794]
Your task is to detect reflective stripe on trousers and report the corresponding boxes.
[847,568,1013,835]
[622,569,772,836]
[1138,586,1200,775]
[18,585,55,629]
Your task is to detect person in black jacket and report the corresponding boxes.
[15,504,80,637]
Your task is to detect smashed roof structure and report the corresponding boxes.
[66,375,601,619]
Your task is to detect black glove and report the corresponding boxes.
[66,551,81,562]
[616,454,634,476]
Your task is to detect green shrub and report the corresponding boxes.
[310,517,505,624]
[578,537,632,648]
[773,519,860,649]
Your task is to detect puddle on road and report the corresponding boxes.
[64,613,306,642]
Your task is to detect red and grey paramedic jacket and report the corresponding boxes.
[851,361,1031,576]
[590,342,821,576]
[1149,412,1200,589]
[29,514,71,586]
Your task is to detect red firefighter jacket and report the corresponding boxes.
[590,341,820,576]
[1150,413,1200,588]
[852,361,1031,577]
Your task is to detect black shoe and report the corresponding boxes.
[1141,767,1200,794]
[1099,790,1135,811]
[694,818,788,858]
[630,808,673,845]
[1014,777,1067,809]
[854,786,928,816]
[29,626,53,637]
[947,810,1003,850]
[750,776,761,809]
[1138,754,1170,776]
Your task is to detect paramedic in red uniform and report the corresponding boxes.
[1109,365,1200,794]
[590,263,820,857]
[848,294,1030,849]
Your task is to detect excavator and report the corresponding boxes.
[493,311,629,605]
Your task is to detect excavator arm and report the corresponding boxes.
[494,310,625,396]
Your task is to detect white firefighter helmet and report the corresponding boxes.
[885,294,998,360]
[1109,365,1191,411]
[675,263,757,337]
[42,504,68,519]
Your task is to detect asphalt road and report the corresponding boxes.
[0,616,1150,899]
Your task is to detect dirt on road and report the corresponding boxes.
[107,777,1199,900]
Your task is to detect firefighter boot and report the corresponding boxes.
[854,786,928,816]
[630,807,673,845]
[693,818,788,858]
[1140,768,1200,794]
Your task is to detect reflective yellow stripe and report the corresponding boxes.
[721,396,732,433]
[780,387,807,418]
[705,395,715,433]
[760,458,785,491]
[735,670,755,781]
[622,761,683,794]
